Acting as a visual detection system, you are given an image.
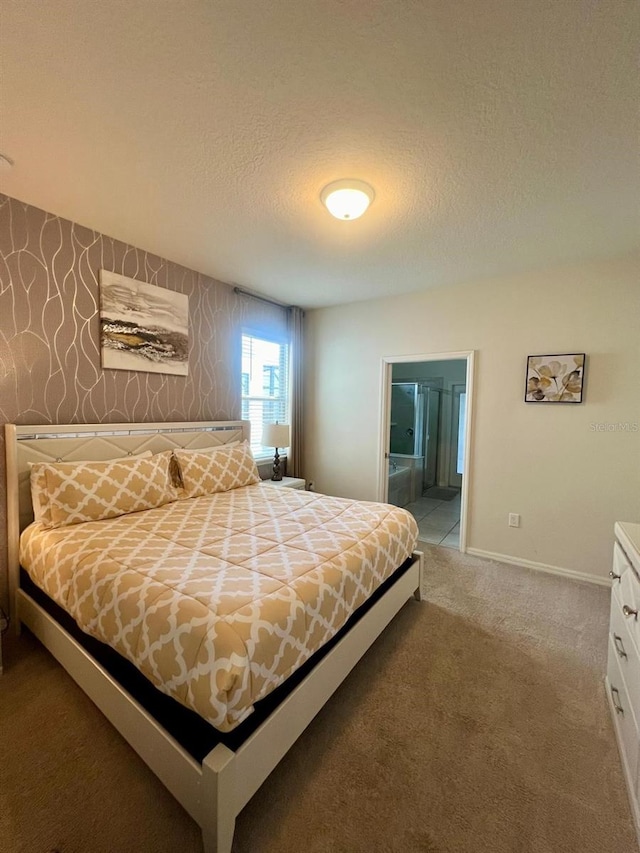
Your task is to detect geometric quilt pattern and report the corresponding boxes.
[29,451,176,529]
[20,484,418,732]
[173,442,260,498]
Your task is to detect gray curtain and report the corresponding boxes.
[288,306,305,478]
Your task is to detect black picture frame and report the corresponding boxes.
[524,353,586,403]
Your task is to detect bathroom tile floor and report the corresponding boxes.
[404,491,461,548]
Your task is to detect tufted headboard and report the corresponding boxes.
[4,420,250,621]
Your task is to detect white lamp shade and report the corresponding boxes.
[262,422,290,448]
[320,179,375,220]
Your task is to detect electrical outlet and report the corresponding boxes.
[508,513,520,528]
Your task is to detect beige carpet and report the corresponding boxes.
[1,548,637,853]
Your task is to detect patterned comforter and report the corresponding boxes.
[20,484,418,731]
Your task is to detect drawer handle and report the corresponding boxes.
[613,634,627,659]
[611,686,624,715]
[622,604,638,619]
[609,570,621,581]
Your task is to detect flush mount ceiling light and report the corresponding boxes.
[320,179,375,220]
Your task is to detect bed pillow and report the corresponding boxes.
[168,441,240,489]
[173,441,260,498]
[30,451,176,528]
[30,450,154,525]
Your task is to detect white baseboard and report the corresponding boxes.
[465,547,610,587]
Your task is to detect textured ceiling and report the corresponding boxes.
[0,1,637,308]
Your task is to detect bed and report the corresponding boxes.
[5,420,424,853]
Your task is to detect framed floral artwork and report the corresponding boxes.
[525,353,585,403]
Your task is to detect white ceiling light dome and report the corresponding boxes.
[320,179,375,220]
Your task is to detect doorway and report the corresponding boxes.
[378,351,474,551]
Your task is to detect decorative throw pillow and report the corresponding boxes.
[30,451,176,528]
[30,450,153,525]
[173,441,260,498]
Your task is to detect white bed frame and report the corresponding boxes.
[5,420,424,853]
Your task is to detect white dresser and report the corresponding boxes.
[607,521,640,843]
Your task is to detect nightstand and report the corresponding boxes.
[262,477,306,490]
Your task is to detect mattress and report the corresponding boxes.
[20,484,418,731]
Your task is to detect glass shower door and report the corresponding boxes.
[390,383,418,455]
[422,387,440,490]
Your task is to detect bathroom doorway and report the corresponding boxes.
[378,351,474,551]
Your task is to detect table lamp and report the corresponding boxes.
[262,422,290,481]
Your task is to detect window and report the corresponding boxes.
[241,332,290,456]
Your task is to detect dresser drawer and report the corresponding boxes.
[610,591,640,727]
[617,563,640,654]
[607,635,640,788]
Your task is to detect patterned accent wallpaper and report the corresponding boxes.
[0,193,283,609]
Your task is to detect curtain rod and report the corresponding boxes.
[233,285,294,310]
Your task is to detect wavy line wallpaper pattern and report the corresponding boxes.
[0,193,287,610]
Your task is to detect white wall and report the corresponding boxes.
[304,254,640,581]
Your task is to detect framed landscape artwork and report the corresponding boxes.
[99,270,189,376]
[525,353,585,403]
